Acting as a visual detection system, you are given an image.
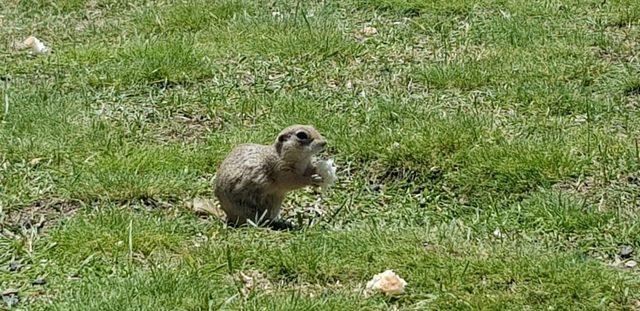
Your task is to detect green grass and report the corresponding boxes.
[1,0,640,309]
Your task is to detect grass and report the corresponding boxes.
[1,0,640,309]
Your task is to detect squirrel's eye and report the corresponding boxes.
[296,132,309,140]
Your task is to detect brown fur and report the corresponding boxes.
[214,125,327,227]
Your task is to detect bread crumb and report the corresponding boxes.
[365,269,407,296]
[316,159,337,192]
[13,36,51,54]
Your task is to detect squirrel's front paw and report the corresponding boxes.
[311,174,324,186]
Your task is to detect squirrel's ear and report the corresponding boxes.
[277,133,288,142]
[275,134,287,154]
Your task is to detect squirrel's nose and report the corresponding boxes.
[317,141,327,149]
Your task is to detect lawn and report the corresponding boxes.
[1,0,640,309]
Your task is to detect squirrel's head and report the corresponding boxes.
[275,124,327,160]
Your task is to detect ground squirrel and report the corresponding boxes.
[214,125,327,229]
